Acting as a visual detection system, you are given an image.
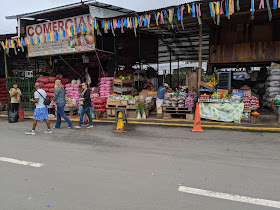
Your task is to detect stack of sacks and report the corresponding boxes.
[65,83,80,107]
[242,92,259,109]
[36,77,56,100]
[263,64,280,107]
[99,77,113,97]
[92,97,107,113]
[36,77,70,100]
[0,78,7,104]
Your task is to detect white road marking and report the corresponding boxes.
[178,186,280,208]
[0,157,44,168]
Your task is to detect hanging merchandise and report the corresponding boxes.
[180,5,185,29]
[259,0,265,9]
[251,0,255,13]
[196,4,202,25]
[266,0,273,20]
[273,0,277,9]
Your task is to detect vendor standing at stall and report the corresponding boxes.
[9,83,22,112]
[144,78,154,91]
[156,83,169,109]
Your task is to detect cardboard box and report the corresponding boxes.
[157,107,163,114]
[217,89,229,95]
[120,100,128,106]
[186,113,194,121]
[107,99,121,106]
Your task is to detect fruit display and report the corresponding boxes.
[118,76,131,80]
[211,92,221,99]
[200,93,211,101]
[208,76,218,86]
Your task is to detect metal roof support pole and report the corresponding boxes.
[169,49,172,87]
[177,59,180,85]
[198,24,202,94]
[4,52,8,78]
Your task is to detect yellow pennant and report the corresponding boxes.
[187,4,191,13]
[229,0,232,15]
[67,27,72,37]
[146,14,150,28]
[168,9,172,22]
[134,16,138,28]
[211,2,215,17]
[127,17,130,28]
[5,39,8,48]
[40,34,44,44]
[90,19,95,32]
[50,31,53,41]
[278,0,280,8]
[17,38,22,47]
[1,41,5,50]
[74,26,77,36]
[156,12,160,26]
[216,2,220,15]
[34,36,38,44]
[59,29,63,39]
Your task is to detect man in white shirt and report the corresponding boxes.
[25,83,52,135]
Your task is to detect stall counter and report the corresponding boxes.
[199,102,244,123]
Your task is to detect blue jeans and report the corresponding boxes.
[55,103,73,128]
[78,106,93,126]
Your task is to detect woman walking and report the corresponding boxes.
[52,80,73,129]
[75,82,94,129]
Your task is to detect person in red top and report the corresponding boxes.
[144,78,154,91]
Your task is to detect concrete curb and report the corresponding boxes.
[1,114,280,132]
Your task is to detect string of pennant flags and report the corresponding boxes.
[1,0,279,54]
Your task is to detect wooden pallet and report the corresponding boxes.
[65,109,78,116]
[163,107,193,114]
[106,104,129,109]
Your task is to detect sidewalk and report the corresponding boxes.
[1,111,280,132]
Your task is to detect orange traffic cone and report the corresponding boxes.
[192,103,204,132]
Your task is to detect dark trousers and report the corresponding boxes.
[11,103,19,112]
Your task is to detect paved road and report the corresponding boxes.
[0,119,280,210]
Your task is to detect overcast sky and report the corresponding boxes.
[0,0,188,34]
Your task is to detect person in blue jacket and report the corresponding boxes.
[156,83,169,108]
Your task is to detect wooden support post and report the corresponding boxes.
[177,60,180,85]
[169,49,172,87]
[4,51,8,78]
[198,24,202,94]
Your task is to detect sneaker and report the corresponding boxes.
[25,130,36,135]
[44,130,53,134]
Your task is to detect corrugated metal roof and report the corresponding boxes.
[5,0,134,20]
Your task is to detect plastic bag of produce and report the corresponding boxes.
[8,110,18,123]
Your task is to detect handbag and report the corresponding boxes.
[36,90,51,105]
